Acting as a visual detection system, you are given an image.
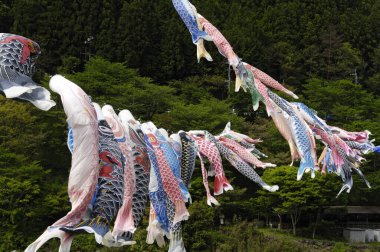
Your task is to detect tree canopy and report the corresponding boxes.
[0,0,379,251]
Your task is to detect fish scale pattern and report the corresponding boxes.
[67,126,74,154]
[313,127,342,169]
[23,1,380,249]
[246,63,272,112]
[179,132,197,187]
[346,141,374,152]
[293,103,330,132]
[102,106,137,240]
[62,119,126,239]
[155,130,190,201]
[147,133,189,225]
[198,15,239,66]
[190,133,232,195]
[219,136,271,168]
[205,131,277,191]
[165,197,185,252]
[172,0,208,44]
[227,137,268,158]
[252,66,298,98]
[127,124,150,231]
[91,120,125,224]
[0,33,38,77]
[336,146,354,197]
[0,33,55,111]
[144,135,169,231]
[268,90,316,180]
[233,140,258,151]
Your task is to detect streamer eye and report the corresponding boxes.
[147,135,159,146]
[28,41,41,56]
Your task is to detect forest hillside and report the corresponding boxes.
[0,0,380,251]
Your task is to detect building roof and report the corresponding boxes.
[325,206,380,214]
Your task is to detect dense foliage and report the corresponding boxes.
[0,0,379,251]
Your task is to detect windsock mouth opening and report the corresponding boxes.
[49,74,66,93]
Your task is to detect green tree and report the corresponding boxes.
[153,98,244,133]
[302,78,380,137]
[253,166,342,235]
[0,2,12,32]
[66,57,176,120]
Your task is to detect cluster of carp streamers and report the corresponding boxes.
[0,1,379,252]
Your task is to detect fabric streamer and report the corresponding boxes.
[22,1,379,251]
[25,75,98,252]
[0,33,55,110]
[60,103,125,245]
[118,110,150,242]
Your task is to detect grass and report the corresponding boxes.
[29,224,380,252]
[254,228,380,252]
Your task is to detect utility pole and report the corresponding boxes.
[350,67,358,84]
[225,64,231,99]
[225,79,230,99]
[81,36,94,61]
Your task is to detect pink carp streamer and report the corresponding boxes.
[197,14,249,92]
[251,66,298,99]
[218,136,276,169]
[190,133,233,195]
[193,3,375,196]
[198,153,220,206]
[197,14,239,67]
[220,122,262,144]
[245,63,274,115]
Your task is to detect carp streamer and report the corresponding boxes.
[0,1,377,252]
